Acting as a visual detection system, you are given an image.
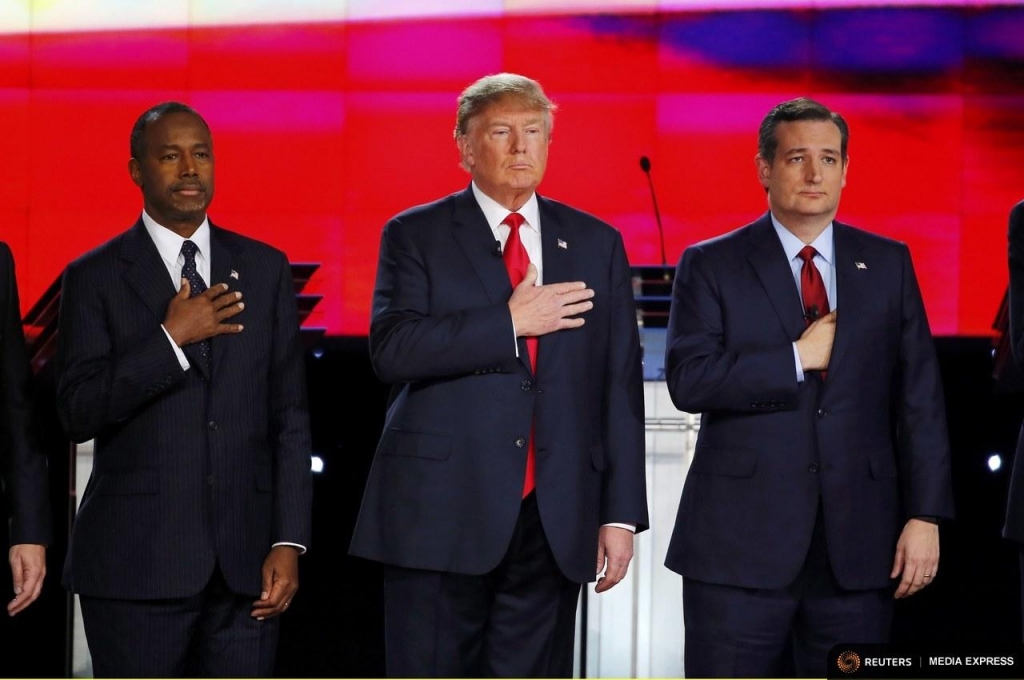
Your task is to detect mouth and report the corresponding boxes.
[173,185,206,197]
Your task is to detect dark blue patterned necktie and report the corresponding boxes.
[180,240,211,368]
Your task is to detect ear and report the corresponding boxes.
[456,135,473,169]
[840,156,849,189]
[128,158,143,188]
[755,154,771,189]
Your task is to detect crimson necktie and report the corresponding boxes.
[798,245,829,378]
[180,240,211,369]
[502,212,536,497]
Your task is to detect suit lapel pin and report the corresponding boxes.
[855,262,867,270]
[557,239,567,250]
[230,270,240,280]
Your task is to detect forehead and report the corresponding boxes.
[144,112,211,146]
[470,98,547,128]
[773,119,842,153]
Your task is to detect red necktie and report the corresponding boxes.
[502,212,536,497]
[798,245,829,379]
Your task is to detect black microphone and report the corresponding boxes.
[804,305,820,322]
[493,240,502,257]
[639,155,667,266]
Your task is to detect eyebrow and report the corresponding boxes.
[785,146,840,156]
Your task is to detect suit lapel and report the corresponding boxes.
[119,220,189,365]
[208,224,238,381]
[745,215,806,342]
[826,222,866,380]
[451,186,513,306]
[535,195,577,378]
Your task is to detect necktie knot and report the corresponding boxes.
[502,212,525,230]
[181,239,199,260]
[798,245,818,265]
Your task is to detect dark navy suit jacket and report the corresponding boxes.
[0,242,51,546]
[665,213,954,591]
[350,186,649,584]
[1003,201,1024,542]
[56,219,312,599]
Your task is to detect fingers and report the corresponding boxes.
[251,548,299,620]
[178,279,191,298]
[7,546,46,616]
[594,554,631,594]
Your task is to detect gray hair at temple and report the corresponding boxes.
[757,97,849,163]
[453,73,557,140]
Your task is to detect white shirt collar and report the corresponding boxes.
[470,183,541,237]
[770,213,834,266]
[142,210,211,269]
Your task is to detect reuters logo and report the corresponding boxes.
[837,651,861,674]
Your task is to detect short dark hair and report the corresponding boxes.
[130,102,209,160]
[757,97,849,163]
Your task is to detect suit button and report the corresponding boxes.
[521,380,532,391]
[816,408,827,418]
[515,437,526,448]
[808,463,819,473]
[208,420,218,430]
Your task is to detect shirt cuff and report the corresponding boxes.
[792,342,805,383]
[161,324,191,371]
[272,541,307,555]
[602,523,636,533]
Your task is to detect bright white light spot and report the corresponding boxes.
[988,454,1002,472]
[311,456,325,473]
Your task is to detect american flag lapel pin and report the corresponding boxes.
[855,261,867,270]
[557,239,567,250]
[230,269,240,280]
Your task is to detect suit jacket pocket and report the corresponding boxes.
[690,445,757,478]
[382,428,452,461]
[95,469,158,496]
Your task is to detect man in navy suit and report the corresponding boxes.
[56,102,312,676]
[664,98,954,677]
[1,242,51,617]
[350,73,649,677]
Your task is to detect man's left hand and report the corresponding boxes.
[890,518,939,599]
[251,546,300,620]
[7,544,46,616]
[594,526,634,593]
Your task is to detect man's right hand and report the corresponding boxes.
[795,309,837,371]
[164,280,245,346]
[509,264,594,337]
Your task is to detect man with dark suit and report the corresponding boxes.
[350,73,649,678]
[56,102,312,677]
[1002,199,1024,638]
[1,242,51,617]
[664,97,954,677]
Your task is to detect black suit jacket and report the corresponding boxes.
[1003,200,1024,542]
[665,214,954,590]
[350,187,649,584]
[56,220,312,599]
[0,242,51,546]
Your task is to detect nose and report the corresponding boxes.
[509,129,526,153]
[180,154,197,176]
[805,158,823,183]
